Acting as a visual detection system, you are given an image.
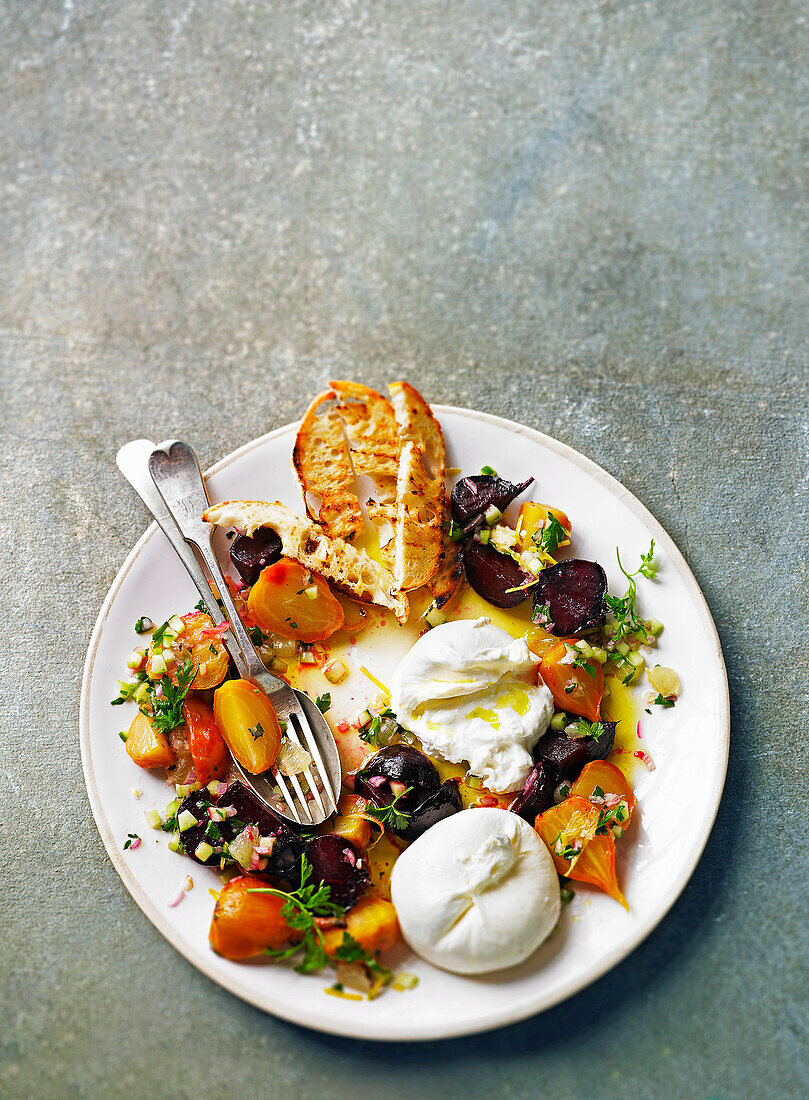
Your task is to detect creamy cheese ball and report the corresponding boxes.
[390,808,560,974]
[389,618,554,792]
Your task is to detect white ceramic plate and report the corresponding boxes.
[80,407,729,1041]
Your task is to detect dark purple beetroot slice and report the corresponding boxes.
[230,528,282,586]
[177,781,305,883]
[177,788,219,865]
[220,781,305,885]
[305,834,370,909]
[532,558,607,635]
[450,474,534,527]
[533,721,616,780]
[400,780,463,841]
[464,541,532,608]
[509,761,555,823]
[355,745,441,812]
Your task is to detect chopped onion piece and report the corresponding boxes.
[276,739,313,776]
[647,665,680,699]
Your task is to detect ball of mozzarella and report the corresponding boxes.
[390,808,560,975]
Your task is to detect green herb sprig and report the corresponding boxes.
[364,787,412,832]
[146,661,196,735]
[248,625,268,646]
[653,693,675,709]
[249,854,344,972]
[604,541,659,649]
[575,719,606,741]
[565,643,597,680]
[536,512,566,556]
[248,854,389,984]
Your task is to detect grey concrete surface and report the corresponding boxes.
[1,1,807,1098]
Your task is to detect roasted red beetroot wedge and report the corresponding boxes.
[176,782,304,884]
[509,761,554,822]
[532,558,608,635]
[305,833,370,909]
[450,474,534,527]
[229,528,283,587]
[400,779,463,841]
[533,722,616,779]
[464,541,532,608]
[355,744,441,813]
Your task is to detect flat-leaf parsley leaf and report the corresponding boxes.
[365,787,412,832]
[147,661,196,735]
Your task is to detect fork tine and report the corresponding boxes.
[303,767,327,819]
[294,715,339,815]
[285,717,327,819]
[301,765,325,827]
[285,768,314,824]
[271,770,303,825]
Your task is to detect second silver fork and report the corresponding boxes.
[119,438,340,826]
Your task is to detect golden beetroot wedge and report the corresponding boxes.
[525,624,559,661]
[569,760,637,831]
[515,502,572,554]
[534,796,601,876]
[213,678,282,774]
[177,611,230,689]
[209,876,298,960]
[539,639,604,722]
[321,895,400,961]
[567,832,628,909]
[125,711,175,770]
[247,558,344,643]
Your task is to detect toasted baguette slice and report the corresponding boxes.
[292,390,362,541]
[389,381,445,482]
[203,500,409,624]
[365,499,397,570]
[390,441,443,590]
[330,380,399,501]
[428,526,464,609]
[331,380,400,564]
[388,381,446,590]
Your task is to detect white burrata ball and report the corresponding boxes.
[390,808,560,974]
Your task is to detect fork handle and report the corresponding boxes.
[117,440,250,679]
[147,441,278,686]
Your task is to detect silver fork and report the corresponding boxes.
[116,438,340,826]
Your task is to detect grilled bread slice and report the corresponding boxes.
[388,381,445,590]
[389,381,445,482]
[428,523,464,609]
[330,381,399,561]
[292,390,362,541]
[329,381,400,489]
[203,499,409,624]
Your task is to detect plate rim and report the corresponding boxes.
[80,405,730,1041]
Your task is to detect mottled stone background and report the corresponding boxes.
[1,2,807,1098]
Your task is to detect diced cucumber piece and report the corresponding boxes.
[424,605,447,629]
[168,614,185,637]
